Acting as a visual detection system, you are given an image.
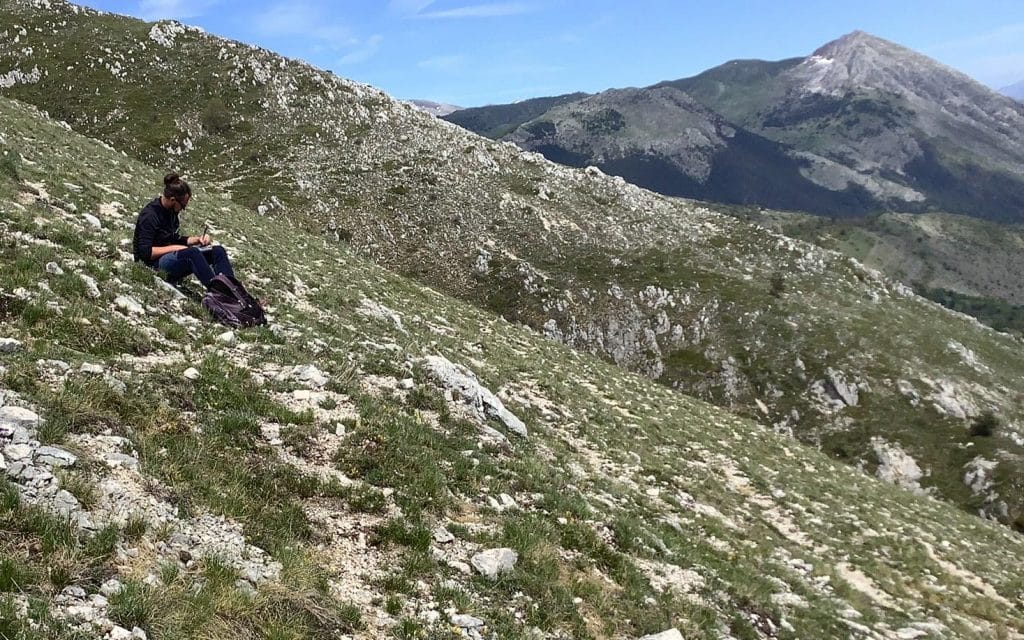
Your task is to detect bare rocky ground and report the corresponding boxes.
[0,88,1024,639]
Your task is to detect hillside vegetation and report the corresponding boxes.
[1,1,1024,536]
[2,87,1024,640]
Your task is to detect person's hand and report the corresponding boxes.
[199,234,211,246]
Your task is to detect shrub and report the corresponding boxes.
[201,98,232,135]
[969,411,1000,437]
[0,148,19,180]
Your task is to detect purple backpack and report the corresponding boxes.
[202,274,267,328]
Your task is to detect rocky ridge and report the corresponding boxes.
[454,31,1024,221]
[2,88,1024,638]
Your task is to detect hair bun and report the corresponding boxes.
[164,172,181,186]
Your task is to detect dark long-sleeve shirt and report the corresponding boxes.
[132,197,189,264]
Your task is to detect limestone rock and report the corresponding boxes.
[79,273,102,298]
[450,614,485,629]
[80,362,105,375]
[82,213,102,229]
[0,338,22,353]
[292,364,329,388]
[870,438,925,494]
[639,630,683,640]
[826,368,859,407]
[183,367,201,381]
[114,296,145,315]
[470,548,518,579]
[0,406,41,429]
[420,355,528,438]
[35,445,77,468]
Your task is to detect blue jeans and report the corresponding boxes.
[156,246,235,288]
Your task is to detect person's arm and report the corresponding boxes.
[150,243,189,259]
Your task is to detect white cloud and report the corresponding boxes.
[137,0,217,20]
[417,3,532,19]
[388,0,437,15]
[417,55,466,71]
[339,35,384,65]
[250,2,353,46]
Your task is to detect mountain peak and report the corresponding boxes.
[811,30,913,62]
[797,30,1004,103]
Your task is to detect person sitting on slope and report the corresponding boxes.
[132,172,235,289]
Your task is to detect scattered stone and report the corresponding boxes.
[52,490,81,516]
[103,453,139,469]
[292,364,329,388]
[104,375,128,395]
[419,355,528,438]
[80,362,105,375]
[826,368,859,407]
[45,261,64,275]
[0,338,22,354]
[114,296,145,315]
[39,359,71,374]
[35,445,77,468]
[639,630,684,640]
[216,330,236,344]
[447,559,472,575]
[82,213,102,229]
[450,614,485,629]
[109,626,134,640]
[183,367,201,381]
[398,378,415,390]
[357,297,406,332]
[433,526,455,544]
[4,443,33,462]
[79,274,102,298]
[100,578,124,597]
[0,406,41,429]
[871,437,926,494]
[470,548,518,579]
[154,277,187,300]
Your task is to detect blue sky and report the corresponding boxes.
[82,0,1024,107]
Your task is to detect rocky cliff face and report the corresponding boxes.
[2,0,1024,539]
[2,90,1024,640]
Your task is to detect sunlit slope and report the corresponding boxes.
[1,1,1023,531]
[3,94,1024,640]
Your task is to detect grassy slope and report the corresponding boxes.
[3,93,1024,640]
[746,210,1024,307]
[1,1,1024,532]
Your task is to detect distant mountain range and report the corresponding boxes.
[446,32,1024,222]
[1001,79,1024,101]
[408,99,462,116]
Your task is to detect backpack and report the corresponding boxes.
[201,274,267,328]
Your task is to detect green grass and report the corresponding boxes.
[0,48,1023,639]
